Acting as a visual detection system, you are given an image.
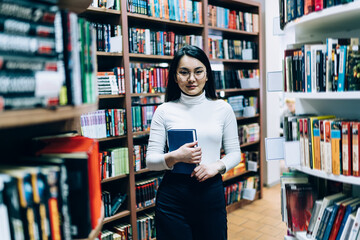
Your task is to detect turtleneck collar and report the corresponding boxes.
[179,91,207,105]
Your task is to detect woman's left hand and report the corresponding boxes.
[191,161,224,182]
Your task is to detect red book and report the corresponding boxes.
[36,136,102,238]
[314,0,323,11]
[341,122,352,176]
[353,122,360,176]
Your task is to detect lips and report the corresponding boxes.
[187,85,197,88]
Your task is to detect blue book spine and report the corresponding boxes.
[337,45,347,92]
[306,50,312,92]
[322,204,340,240]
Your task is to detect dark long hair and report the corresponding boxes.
[165,45,217,102]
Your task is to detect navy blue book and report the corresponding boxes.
[167,129,197,174]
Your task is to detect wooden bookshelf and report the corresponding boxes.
[210,59,259,64]
[0,104,98,129]
[240,140,260,148]
[97,135,127,142]
[86,6,121,15]
[97,52,123,57]
[103,210,131,224]
[98,94,125,99]
[128,53,174,61]
[237,114,260,121]
[216,88,260,93]
[131,93,165,97]
[101,174,128,183]
[136,203,156,213]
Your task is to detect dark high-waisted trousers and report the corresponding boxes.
[155,172,227,240]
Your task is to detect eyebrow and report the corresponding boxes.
[178,67,205,70]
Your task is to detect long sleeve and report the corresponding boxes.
[219,105,241,172]
[146,106,172,171]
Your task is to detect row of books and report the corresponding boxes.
[238,123,260,145]
[284,115,360,177]
[9,135,101,239]
[93,23,122,53]
[100,147,130,180]
[127,0,202,24]
[91,0,121,10]
[135,176,162,209]
[98,68,126,95]
[80,109,126,139]
[131,104,159,132]
[282,174,360,240]
[284,38,360,92]
[279,0,355,30]
[0,1,97,110]
[134,144,148,171]
[129,63,168,94]
[212,69,260,90]
[222,151,260,179]
[208,37,258,60]
[101,223,133,240]
[102,191,127,218]
[129,28,203,55]
[224,175,259,206]
[227,95,258,118]
[137,212,156,240]
[208,5,259,33]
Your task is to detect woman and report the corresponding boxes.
[146,45,241,240]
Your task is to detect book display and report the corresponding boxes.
[278,1,360,239]
[80,0,263,239]
[0,0,103,240]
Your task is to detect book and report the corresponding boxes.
[349,207,360,240]
[167,129,198,174]
[323,197,353,240]
[307,199,322,237]
[311,192,347,239]
[331,120,342,175]
[342,121,352,176]
[0,175,12,240]
[316,205,334,240]
[347,45,360,91]
[285,183,314,233]
[353,121,360,176]
[339,212,356,240]
[328,198,360,240]
[36,136,101,239]
[337,199,360,240]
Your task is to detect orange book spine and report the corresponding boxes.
[313,119,321,170]
[352,122,360,176]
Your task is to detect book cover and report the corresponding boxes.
[316,205,334,240]
[304,0,314,15]
[337,45,348,92]
[285,183,314,233]
[331,120,342,175]
[167,129,198,174]
[339,212,356,240]
[352,121,360,176]
[342,121,352,176]
[347,45,360,91]
[307,199,322,237]
[324,120,333,174]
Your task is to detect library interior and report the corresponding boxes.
[0,0,360,239]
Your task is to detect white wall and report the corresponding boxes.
[263,0,283,186]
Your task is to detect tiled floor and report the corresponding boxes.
[228,184,287,240]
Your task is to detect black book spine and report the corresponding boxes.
[0,17,55,38]
[0,2,57,25]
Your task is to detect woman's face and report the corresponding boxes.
[175,55,208,96]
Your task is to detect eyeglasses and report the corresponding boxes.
[176,69,206,81]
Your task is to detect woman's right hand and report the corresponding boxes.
[165,141,202,168]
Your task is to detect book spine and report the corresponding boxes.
[0,2,57,25]
[331,121,342,175]
[353,122,360,176]
[0,33,56,57]
[342,122,352,176]
[0,18,55,38]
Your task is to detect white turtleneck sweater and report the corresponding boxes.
[146,91,241,173]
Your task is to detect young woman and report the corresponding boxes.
[146,45,241,240]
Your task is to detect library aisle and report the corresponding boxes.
[228,184,286,240]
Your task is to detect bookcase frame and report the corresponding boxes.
[80,0,263,239]
[279,2,360,239]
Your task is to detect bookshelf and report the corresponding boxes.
[80,0,263,239]
[0,0,105,239]
[279,1,360,239]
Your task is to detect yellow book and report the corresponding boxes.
[309,115,335,169]
[331,120,342,175]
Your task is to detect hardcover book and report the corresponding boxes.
[167,129,198,174]
[352,122,360,176]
